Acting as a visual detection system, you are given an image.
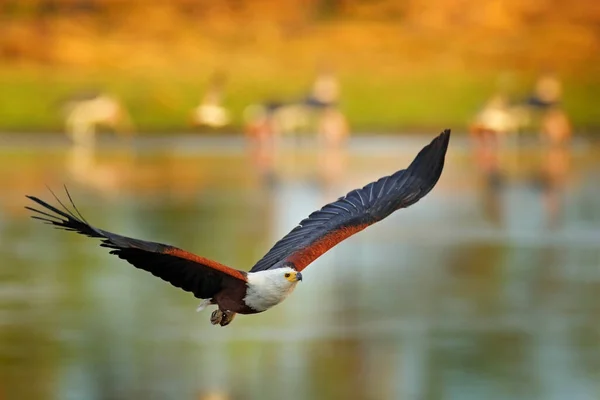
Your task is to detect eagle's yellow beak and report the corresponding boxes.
[286,271,302,282]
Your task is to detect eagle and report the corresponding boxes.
[26,129,450,327]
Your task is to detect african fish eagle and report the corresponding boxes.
[26,129,450,327]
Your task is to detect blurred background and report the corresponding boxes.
[1,1,600,399]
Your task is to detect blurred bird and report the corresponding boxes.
[25,130,450,327]
[540,107,572,145]
[61,92,134,147]
[469,95,528,139]
[191,72,230,128]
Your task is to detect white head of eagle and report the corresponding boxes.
[25,129,450,327]
[244,267,303,312]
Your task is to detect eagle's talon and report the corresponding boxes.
[210,310,223,325]
[220,310,237,326]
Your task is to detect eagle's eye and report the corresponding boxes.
[284,273,291,278]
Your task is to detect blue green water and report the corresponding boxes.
[1,135,599,399]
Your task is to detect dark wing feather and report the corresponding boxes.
[26,190,247,299]
[250,129,451,272]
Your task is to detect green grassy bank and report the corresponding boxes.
[0,67,598,133]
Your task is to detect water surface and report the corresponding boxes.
[1,135,600,400]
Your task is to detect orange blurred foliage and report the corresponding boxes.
[0,0,598,73]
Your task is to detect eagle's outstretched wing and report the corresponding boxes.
[26,190,247,299]
[250,129,451,273]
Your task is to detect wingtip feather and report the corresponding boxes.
[434,128,451,150]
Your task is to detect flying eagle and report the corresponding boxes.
[26,129,450,327]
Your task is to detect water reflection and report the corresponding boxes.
[1,136,600,400]
[537,144,571,228]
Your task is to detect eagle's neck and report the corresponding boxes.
[243,270,298,312]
